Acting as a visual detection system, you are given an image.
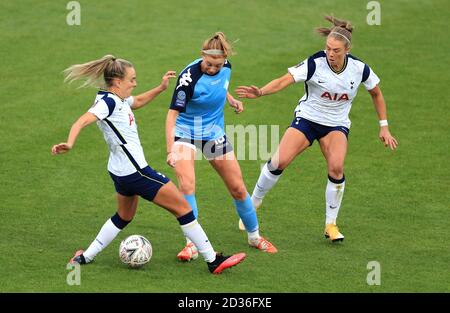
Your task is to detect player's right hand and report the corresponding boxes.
[166,151,177,167]
[160,70,177,91]
[235,85,262,99]
[51,143,72,155]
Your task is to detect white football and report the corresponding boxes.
[119,235,152,268]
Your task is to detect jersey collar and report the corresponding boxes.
[98,90,125,101]
[325,54,348,75]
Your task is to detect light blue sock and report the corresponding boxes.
[183,193,198,219]
[234,193,259,232]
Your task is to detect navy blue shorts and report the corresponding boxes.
[109,166,170,201]
[174,134,233,160]
[290,115,349,146]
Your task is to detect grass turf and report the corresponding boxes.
[0,0,448,292]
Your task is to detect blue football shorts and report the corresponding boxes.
[290,114,349,146]
[109,166,170,201]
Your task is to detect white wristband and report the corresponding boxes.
[379,119,388,127]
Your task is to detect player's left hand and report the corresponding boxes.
[228,97,244,113]
[51,143,72,155]
[379,127,398,150]
[160,71,177,90]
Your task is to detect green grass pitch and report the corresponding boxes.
[0,0,448,293]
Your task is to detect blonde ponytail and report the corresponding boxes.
[63,55,133,88]
[316,15,353,48]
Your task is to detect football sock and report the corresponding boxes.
[252,160,283,201]
[325,175,346,225]
[83,213,130,262]
[183,193,198,219]
[178,211,216,263]
[234,193,259,233]
[247,229,261,242]
[183,194,198,245]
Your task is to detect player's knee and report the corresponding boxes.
[328,165,344,180]
[179,180,195,195]
[230,184,247,200]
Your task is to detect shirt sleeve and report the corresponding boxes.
[288,58,308,83]
[88,97,116,120]
[362,65,380,90]
[169,69,194,112]
[125,96,134,108]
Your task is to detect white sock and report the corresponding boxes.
[250,195,262,210]
[83,218,121,262]
[180,220,216,262]
[325,178,346,225]
[252,163,282,200]
[247,229,261,242]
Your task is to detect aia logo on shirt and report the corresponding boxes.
[128,113,135,126]
[321,92,349,101]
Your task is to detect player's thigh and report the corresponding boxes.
[152,181,191,218]
[173,143,196,192]
[117,194,139,221]
[271,127,311,169]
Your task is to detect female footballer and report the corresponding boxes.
[236,16,398,242]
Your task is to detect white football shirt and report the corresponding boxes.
[288,50,380,128]
[88,91,148,176]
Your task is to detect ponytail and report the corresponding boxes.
[201,32,235,58]
[316,15,353,48]
[63,55,133,88]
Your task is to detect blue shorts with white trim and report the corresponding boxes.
[290,116,349,146]
[109,166,170,201]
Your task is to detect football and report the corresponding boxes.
[119,235,153,268]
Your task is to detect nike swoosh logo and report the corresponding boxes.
[329,205,337,209]
[318,80,326,83]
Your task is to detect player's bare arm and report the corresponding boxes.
[368,85,398,150]
[227,91,243,113]
[51,112,98,154]
[166,109,179,167]
[235,73,295,98]
[132,71,177,110]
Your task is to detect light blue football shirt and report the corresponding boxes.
[169,58,231,141]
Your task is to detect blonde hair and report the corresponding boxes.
[201,32,234,58]
[63,55,133,88]
[316,15,354,48]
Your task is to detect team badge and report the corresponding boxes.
[175,91,186,107]
[177,90,186,100]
